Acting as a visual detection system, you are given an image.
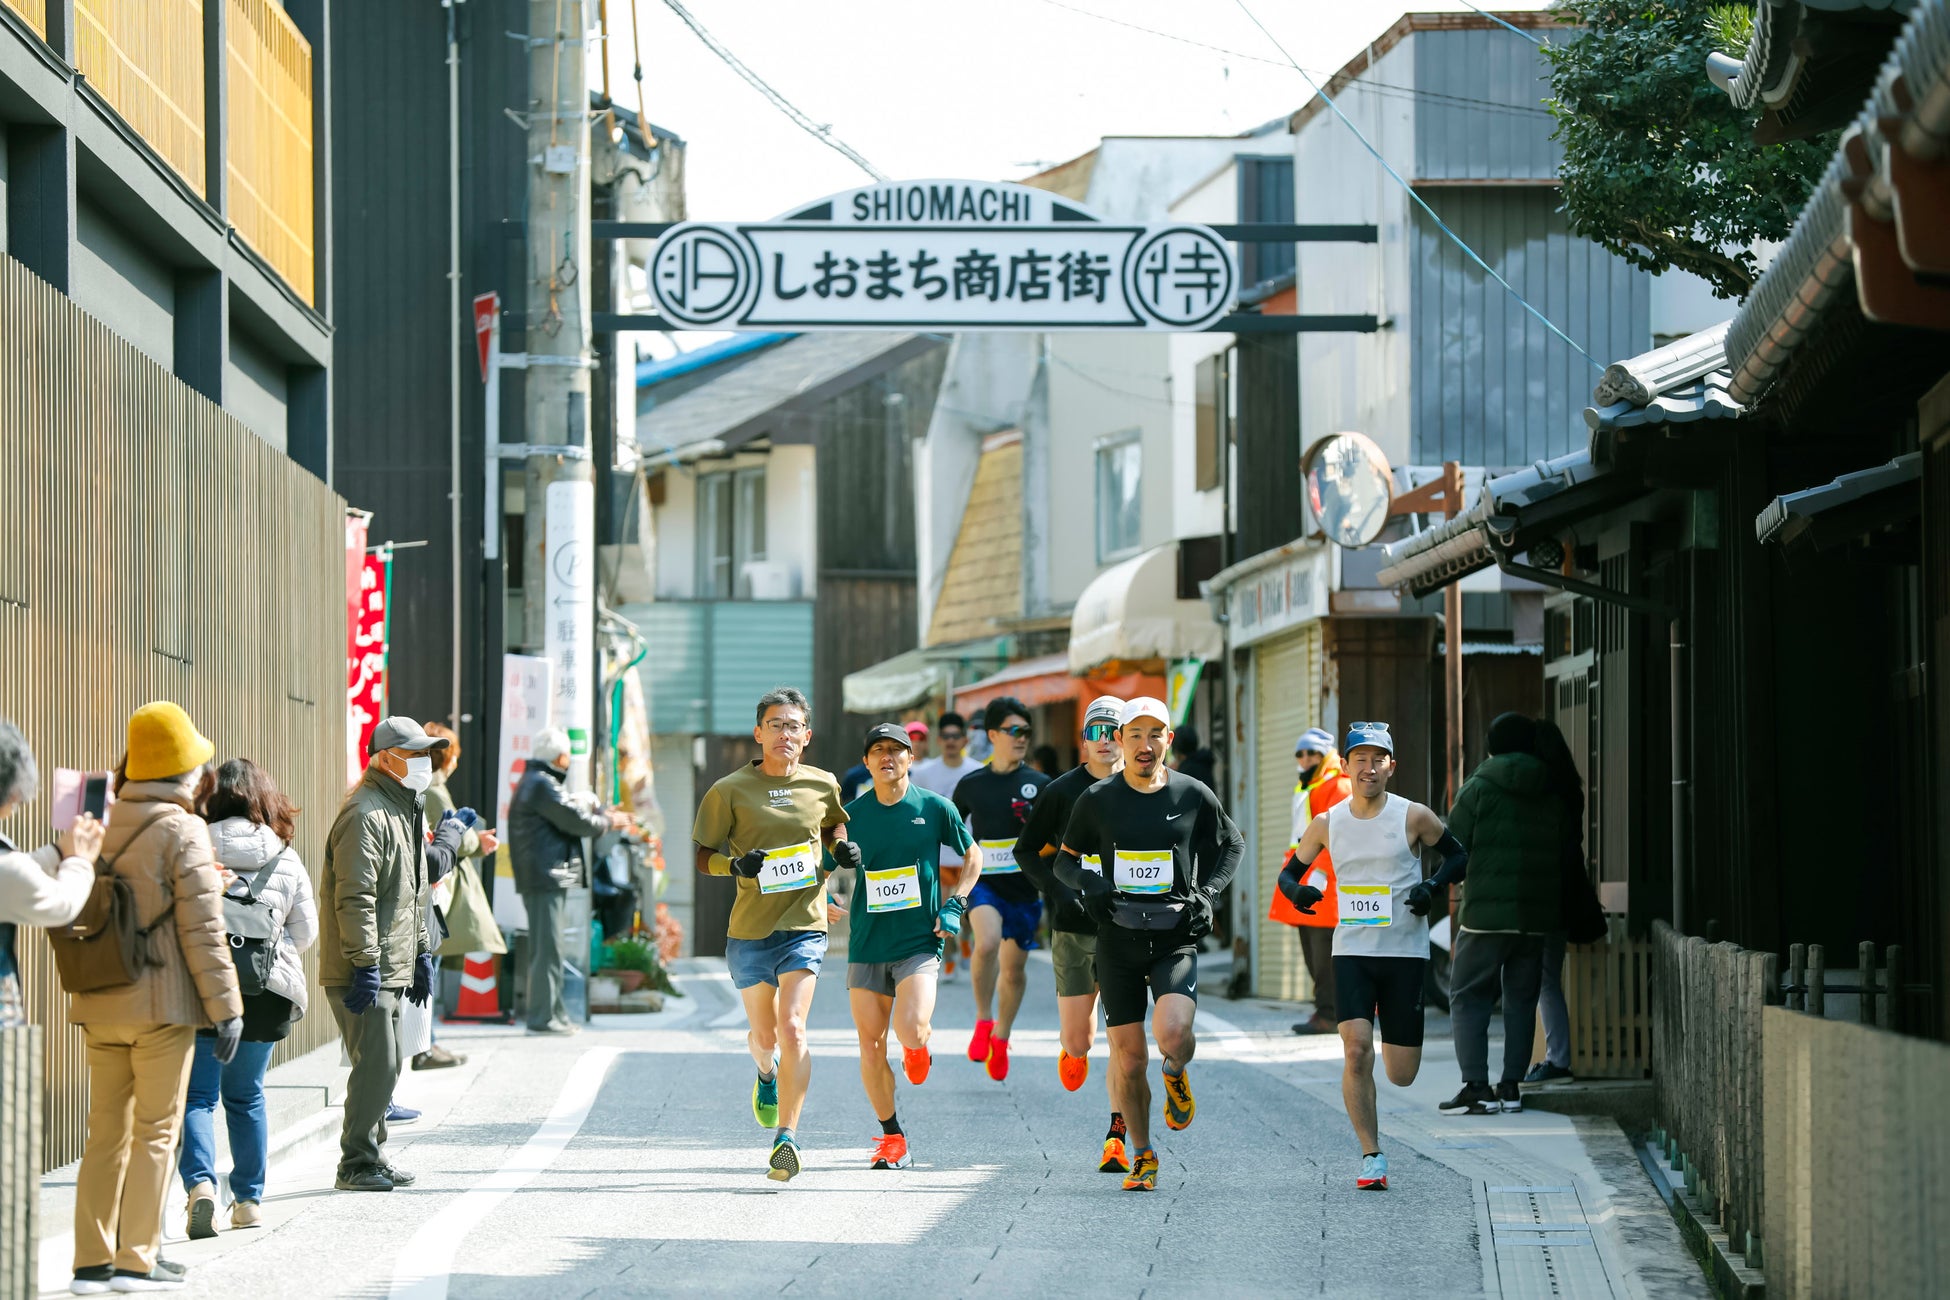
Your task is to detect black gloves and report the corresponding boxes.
[1188,889,1216,938]
[1405,880,1435,917]
[1279,861,1324,914]
[937,894,966,938]
[1078,866,1115,924]
[212,1016,243,1064]
[729,848,767,878]
[408,953,435,1006]
[342,963,381,1014]
[831,839,862,871]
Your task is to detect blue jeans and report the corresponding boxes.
[177,1036,276,1203]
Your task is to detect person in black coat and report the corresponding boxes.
[507,730,622,1033]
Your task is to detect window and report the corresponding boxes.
[1194,351,1230,492]
[696,465,767,598]
[1236,156,1295,288]
[1095,432,1143,561]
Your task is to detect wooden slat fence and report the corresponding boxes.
[1563,930,1652,1078]
[1,0,45,39]
[73,0,207,193]
[226,0,315,302]
[0,254,347,1172]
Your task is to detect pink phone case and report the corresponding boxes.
[50,768,113,830]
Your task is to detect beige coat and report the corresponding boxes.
[68,774,243,1029]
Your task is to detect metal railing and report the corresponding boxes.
[0,256,347,1171]
[226,0,314,302]
[74,0,207,192]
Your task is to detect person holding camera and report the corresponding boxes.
[68,703,243,1294]
[176,758,316,1239]
[0,719,103,1029]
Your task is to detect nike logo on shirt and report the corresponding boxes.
[1165,813,1184,821]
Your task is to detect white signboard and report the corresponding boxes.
[650,180,1237,332]
[493,652,552,932]
[544,478,595,792]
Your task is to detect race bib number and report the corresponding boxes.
[1112,849,1174,895]
[865,865,921,913]
[979,839,1020,874]
[758,842,820,894]
[1339,884,1393,926]
[1081,854,1102,876]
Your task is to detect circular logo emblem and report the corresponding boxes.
[650,225,755,328]
[1125,226,1235,330]
[1020,782,1038,798]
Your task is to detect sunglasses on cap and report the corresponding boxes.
[1083,722,1117,742]
[995,724,1033,739]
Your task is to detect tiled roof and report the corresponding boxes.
[927,436,1024,646]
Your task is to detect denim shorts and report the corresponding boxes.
[725,929,828,990]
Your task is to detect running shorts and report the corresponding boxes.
[725,929,827,990]
[969,882,1042,948]
[1095,926,1198,1027]
[1333,954,1427,1047]
[847,953,941,998]
[1050,930,1098,999]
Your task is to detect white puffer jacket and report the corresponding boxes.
[208,817,318,1018]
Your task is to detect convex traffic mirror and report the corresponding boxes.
[1301,431,1394,547]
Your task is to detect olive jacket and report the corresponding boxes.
[318,765,432,989]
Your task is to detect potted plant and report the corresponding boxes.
[600,938,660,993]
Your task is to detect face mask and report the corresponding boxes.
[1298,763,1320,786]
[400,755,434,794]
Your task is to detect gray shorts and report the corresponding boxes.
[1050,929,1099,998]
[847,953,941,998]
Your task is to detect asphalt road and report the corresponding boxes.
[78,948,1704,1299]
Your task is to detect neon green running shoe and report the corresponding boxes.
[752,1066,780,1128]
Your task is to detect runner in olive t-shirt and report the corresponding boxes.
[831,724,976,1170]
[691,687,851,1183]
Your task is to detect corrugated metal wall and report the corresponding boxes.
[1410,186,1650,466]
[1412,26,1564,182]
[630,602,814,737]
[0,256,347,1171]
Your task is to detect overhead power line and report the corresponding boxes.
[659,0,887,181]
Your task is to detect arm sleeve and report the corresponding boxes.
[1012,793,1058,884]
[1196,788,1245,898]
[1426,829,1469,888]
[426,817,465,884]
[0,847,95,926]
[1051,794,1099,891]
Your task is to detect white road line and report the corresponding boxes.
[387,1046,620,1300]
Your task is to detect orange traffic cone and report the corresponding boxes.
[448,952,512,1023]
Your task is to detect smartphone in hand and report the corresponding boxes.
[52,768,115,830]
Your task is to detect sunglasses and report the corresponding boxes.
[995,724,1033,739]
[1083,723,1117,741]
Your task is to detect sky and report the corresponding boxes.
[599,0,1553,354]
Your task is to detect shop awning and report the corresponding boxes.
[842,648,953,715]
[953,653,1167,721]
[1755,452,1921,550]
[1067,543,1223,676]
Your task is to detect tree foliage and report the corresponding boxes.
[1545,1,1838,300]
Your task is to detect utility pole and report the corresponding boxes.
[523,0,596,792]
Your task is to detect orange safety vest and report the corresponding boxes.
[1269,760,1351,929]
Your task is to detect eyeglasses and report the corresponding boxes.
[996,724,1033,739]
[1083,723,1117,741]
[761,720,808,737]
[938,731,965,742]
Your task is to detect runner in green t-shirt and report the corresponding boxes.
[691,687,852,1182]
[832,723,976,1170]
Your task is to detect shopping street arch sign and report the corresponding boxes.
[648,180,1238,332]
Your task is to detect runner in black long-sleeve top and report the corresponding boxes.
[1055,697,1243,1191]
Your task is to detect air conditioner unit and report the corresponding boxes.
[742,560,798,600]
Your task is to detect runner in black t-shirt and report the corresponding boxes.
[1055,697,1243,1192]
[1016,694,1130,1172]
[950,695,1049,1082]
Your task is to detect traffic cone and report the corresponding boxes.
[448,951,512,1023]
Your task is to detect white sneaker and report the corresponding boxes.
[230,1199,262,1229]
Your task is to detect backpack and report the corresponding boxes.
[47,806,177,995]
[220,853,287,998]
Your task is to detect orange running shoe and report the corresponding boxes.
[1122,1147,1159,1191]
[1162,1067,1195,1131]
[903,1045,932,1085]
[870,1132,911,1170]
[986,1036,1010,1081]
[1099,1135,1129,1174]
[1058,1050,1089,1091]
[967,1018,994,1062]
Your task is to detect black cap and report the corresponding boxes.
[862,722,914,756]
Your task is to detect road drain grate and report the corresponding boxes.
[1485,1184,1616,1299]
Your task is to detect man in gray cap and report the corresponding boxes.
[320,717,465,1192]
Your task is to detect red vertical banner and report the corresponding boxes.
[345,512,370,784]
[348,526,390,782]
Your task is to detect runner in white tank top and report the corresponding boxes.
[1278,722,1469,1191]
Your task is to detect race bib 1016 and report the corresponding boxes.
[1338,883,1392,926]
[758,842,820,894]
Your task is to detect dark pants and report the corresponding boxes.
[1299,926,1336,1020]
[326,988,401,1173]
[1450,931,1545,1085]
[522,889,568,1031]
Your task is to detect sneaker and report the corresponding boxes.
[378,1162,417,1187]
[412,1044,466,1070]
[767,1134,801,1182]
[985,1036,1010,1082]
[902,1046,932,1085]
[1496,1080,1523,1114]
[1099,1135,1129,1174]
[967,1018,994,1063]
[108,1264,186,1291]
[526,1022,575,1036]
[1058,1050,1088,1091]
[752,1067,780,1128]
[1357,1153,1389,1190]
[385,1102,422,1124]
[1437,1082,1499,1116]
[1523,1061,1572,1084]
[1122,1147,1160,1191]
[70,1265,115,1296]
[230,1200,262,1229]
[1291,1013,1338,1035]
[334,1165,394,1192]
[870,1132,911,1170]
[942,954,957,979]
[184,1181,218,1240]
[1161,1068,1195,1131]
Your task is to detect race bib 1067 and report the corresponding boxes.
[865,864,921,912]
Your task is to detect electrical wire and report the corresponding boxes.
[659,0,887,181]
[1451,2,1550,46]
[1230,0,1602,374]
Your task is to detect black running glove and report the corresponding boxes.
[729,848,767,878]
[830,839,862,871]
[1188,889,1216,939]
[1405,880,1435,917]
[408,952,435,1006]
[1278,861,1323,914]
[1078,864,1116,924]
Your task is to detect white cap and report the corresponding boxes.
[1083,695,1125,727]
[1118,697,1171,729]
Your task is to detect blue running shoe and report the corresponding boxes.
[768,1133,801,1182]
[1357,1153,1388,1190]
[385,1102,421,1124]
